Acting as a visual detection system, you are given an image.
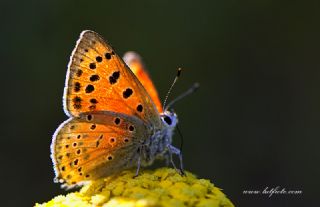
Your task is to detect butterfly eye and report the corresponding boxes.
[162,116,172,125]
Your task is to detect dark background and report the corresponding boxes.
[1,0,318,206]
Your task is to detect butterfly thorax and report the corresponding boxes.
[140,111,178,166]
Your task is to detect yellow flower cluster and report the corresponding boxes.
[35,168,234,207]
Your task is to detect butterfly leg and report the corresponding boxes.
[133,148,142,178]
[164,153,171,166]
[167,145,185,176]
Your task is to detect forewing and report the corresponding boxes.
[123,51,163,113]
[64,30,161,126]
[51,111,148,187]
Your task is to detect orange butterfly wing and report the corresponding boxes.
[123,52,163,113]
[63,30,161,126]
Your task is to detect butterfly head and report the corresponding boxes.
[160,110,178,129]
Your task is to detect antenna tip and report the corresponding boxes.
[192,82,200,91]
[177,68,182,77]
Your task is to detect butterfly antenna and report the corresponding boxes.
[163,68,182,111]
[165,82,200,111]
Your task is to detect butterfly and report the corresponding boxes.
[50,30,190,188]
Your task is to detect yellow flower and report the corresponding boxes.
[35,168,234,207]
